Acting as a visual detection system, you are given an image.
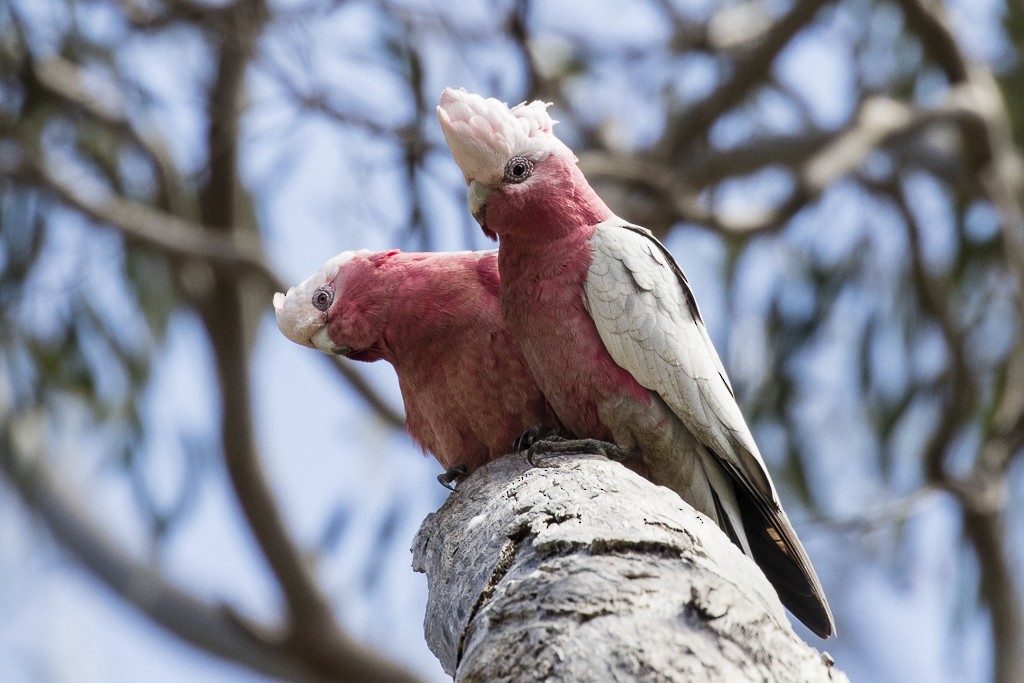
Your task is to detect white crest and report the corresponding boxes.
[437,87,576,185]
[274,250,365,346]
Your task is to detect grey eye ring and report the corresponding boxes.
[504,156,533,184]
[312,286,334,311]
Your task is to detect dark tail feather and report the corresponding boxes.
[736,490,835,638]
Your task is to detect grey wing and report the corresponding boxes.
[586,218,835,638]
[585,219,775,501]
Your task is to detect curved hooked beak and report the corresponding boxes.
[468,180,492,228]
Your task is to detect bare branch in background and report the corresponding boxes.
[894,0,969,84]
[192,4,372,670]
[583,82,1008,239]
[960,500,1024,683]
[803,484,945,536]
[3,0,406,676]
[661,0,829,158]
[506,0,539,99]
[28,55,183,208]
[678,130,836,187]
[897,0,1024,287]
[0,429,425,683]
[889,177,1024,683]
[257,55,421,144]
[579,151,805,236]
[4,150,275,278]
[2,139,405,430]
[119,0,245,32]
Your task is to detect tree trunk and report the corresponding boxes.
[412,452,847,683]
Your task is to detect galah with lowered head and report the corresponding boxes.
[274,248,562,485]
[437,88,834,638]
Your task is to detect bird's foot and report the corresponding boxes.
[437,464,469,491]
[513,423,567,452]
[525,437,629,467]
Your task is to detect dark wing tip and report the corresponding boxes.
[738,493,836,639]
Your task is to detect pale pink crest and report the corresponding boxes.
[436,87,576,185]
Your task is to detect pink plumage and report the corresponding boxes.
[438,87,835,638]
[274,249,561,474]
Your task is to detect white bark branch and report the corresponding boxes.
[413,452,846,682]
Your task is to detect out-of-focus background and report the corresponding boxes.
[1,0,1022,681]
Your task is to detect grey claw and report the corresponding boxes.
[437,464,470,491]
[514,423,565,452]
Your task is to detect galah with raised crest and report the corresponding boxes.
[274,248,562,487]
[437,88,834,637]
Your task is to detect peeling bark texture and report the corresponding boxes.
[412,453,847,683]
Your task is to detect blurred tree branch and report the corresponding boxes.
[897,0,1024,278]
[2,0,412,679]
[28,54,184,210]
[2,34,406,429]
[190,3,413,677]
[583,85,1005,238]
[803,484,944,536]
[0,423,424,683]
[578,4,1024,680]
[2,150,406,428]
[4,150,275,278]
[890,6,1024,680]
[873,154,1024,683]
[662,0,830,158]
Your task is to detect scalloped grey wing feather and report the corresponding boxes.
[584,219,775,500]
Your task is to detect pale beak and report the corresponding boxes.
[468,180,492,227]
[311,326,352,356]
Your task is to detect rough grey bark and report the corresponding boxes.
[413,452,847,683]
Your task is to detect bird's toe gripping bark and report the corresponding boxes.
[513,423,568,452]
[437,464,470,491]
[525,437,630,468]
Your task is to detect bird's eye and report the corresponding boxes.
[311,286,333,312]
[504,156,533,184]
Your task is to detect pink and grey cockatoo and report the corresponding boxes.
[437,88,835,638]
[273,249,562,486]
